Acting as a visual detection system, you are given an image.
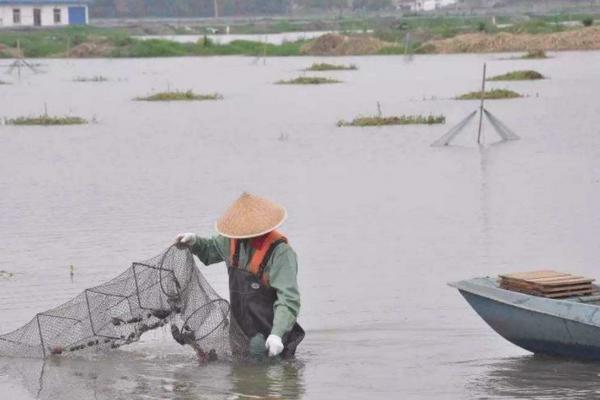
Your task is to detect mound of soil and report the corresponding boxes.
[68,39,115,58]
[301,33,395,56]
[420,26,600,53]
[0,43,22,58]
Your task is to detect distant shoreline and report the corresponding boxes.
[1,15,600,58]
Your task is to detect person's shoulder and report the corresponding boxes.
[273,240,297,262]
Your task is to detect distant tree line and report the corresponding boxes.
[89,0,396,18]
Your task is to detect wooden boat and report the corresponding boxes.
[449,276,600,360]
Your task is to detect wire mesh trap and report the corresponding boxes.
[430,108,519,147]
[0,246,248,361]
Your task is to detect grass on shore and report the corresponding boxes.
[456,89,522,100]
[305,62,358,71]
[276,76,341,85]
[338,114,445,127]
[113,38,306,57]
[0,26,307,58]
[73,76,109,82]
[488,70,545,81]
[135,90,223,101]
[8,115,87,125]
[521,50,548,59]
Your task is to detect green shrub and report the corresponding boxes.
[583,17,594,27]
[115,39,194,57]
[506,20,562,34]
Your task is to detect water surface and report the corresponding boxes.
[135,30,359,44]
[1,51,600,399]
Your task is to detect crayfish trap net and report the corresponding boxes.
[0,246,248,360]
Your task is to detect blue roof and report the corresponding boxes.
[0,0,88,4]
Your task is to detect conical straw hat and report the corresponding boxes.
[215,193,287,239]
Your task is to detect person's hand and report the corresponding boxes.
[175,233,196,247]
[265,334,284,357]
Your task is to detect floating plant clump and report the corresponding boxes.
[488,70,545,81]
[135,90,223,101]
[0,270,14,279]
[338,114,446,127]
[276,76,341,85]
[7,115,88,125]
[73,76,109,82]
[305,63,358,71]
[456,89,522,100]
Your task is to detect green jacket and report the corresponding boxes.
[190,234,300,338]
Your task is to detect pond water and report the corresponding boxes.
[1,51,600,399]
[134,30,364,44]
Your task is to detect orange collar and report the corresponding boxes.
[250,234,269,250]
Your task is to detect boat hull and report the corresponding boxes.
[460,290,600,360]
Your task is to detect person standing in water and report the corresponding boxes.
[175,193,304,359]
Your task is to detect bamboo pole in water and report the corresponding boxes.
[477,63,487,144]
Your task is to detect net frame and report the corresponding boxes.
[0,246,247,360]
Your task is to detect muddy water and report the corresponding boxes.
[1,51,600,399]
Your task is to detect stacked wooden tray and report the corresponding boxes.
[499,270,596,299]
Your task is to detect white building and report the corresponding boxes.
[412,0,457,11]
[0,0,88,28]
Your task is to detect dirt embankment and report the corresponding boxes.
[67,37,116,57]
[420,26,600,53]
[300,33,398,56]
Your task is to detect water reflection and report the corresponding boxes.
[0,353,305,400]
[231,361,305,400]
[469,356,600,399]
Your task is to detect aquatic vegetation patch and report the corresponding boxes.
[135,90,223,101]
[456,89,522,100]
[7,115,87,125]
[521,49,548,59]
[488,70,545,81]
[0,80,10,85]
[0,270,14,279]
[305,62,358,71]
[276,76,341,85]
[73,75,109,82]
[338,114,446,127]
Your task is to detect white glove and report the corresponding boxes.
[175,233,197,247]
[265,334,284,357]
